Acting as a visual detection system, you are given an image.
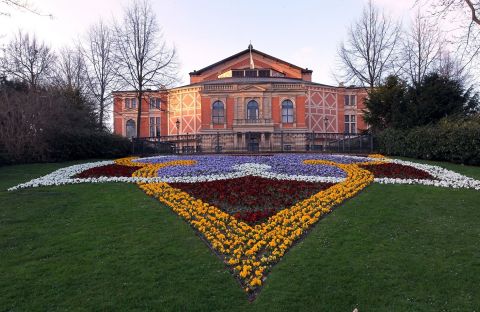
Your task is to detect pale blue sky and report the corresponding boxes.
[0,0,418,85]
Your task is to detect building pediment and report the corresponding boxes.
[189,45,312,84]
[237,85,267,92]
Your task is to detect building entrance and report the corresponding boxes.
[246,132,260,152]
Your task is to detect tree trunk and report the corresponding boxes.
[136,89,143,138]
[99,99,104,129]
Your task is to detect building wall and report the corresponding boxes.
[113,85,369,137]
[306,87,339,133]
[167,88,202,135]
[113,91,169,138]
[337,88,368,134]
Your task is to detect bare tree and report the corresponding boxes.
[55,46,87,92]
[337,0,402,88]
[417,0,480,66]
[113,0,177,138]
[436,48,472,83]
[401,11,441,85]
[81,20,117,128]
[0,30,55,89]
[0,0,51,17]
[420,0,480,25]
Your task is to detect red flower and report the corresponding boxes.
[170,176,334,224]
[75,164,142,178]
[360,163,433,180]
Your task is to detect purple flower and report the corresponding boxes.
[135,154,371,179]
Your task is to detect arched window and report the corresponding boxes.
[247,100,258,120]
[281,100,294,123]
[126,119,136,138]
[212,101,225,124]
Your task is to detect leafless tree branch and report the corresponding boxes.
[401,10,442,84]
[0,30,56,89]
[336,0,402,88]
[113,0,178,138]
[0,0,52,17]
[81,20,118,129]
[54,46,87,93]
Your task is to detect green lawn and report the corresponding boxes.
[1,159,479,311]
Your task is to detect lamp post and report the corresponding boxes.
[323,116,329,151]
[176,118,180,153]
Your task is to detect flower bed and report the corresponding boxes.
[7,153,480,298]
[75,164,143,178]
[361,162,434,180]
[170,176,334,224]
[138,159,375,296]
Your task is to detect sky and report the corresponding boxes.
[0,0,420,86]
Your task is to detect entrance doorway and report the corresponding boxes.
[246,132,260,152]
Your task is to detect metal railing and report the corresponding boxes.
[132,131,374,156]
[233,118,273,125]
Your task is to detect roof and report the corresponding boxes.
[167,76,337,91]
[189,46,313,76]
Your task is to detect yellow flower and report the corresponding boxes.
[130,157,375,293]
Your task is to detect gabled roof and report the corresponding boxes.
[189,46,313,76]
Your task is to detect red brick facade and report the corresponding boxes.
[113,46,368,139]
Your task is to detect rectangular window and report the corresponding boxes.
[212,112,225,124]
[149,117,155,137]
[131,98,137,109]
[282,108,294,123]
[232,70,244,78]
[245,70,257,77]
[155,117,161,136]
[344,95,357,106]
[258,70,270,77]
[125,98,130,109]
[344,115,356,134]
[150,98,162,109]
[149,117,161,137]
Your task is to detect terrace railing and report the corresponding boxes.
[233,118,273,125]
[131,131,375,156]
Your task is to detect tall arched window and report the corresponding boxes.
[247,100,259,120]
[281,100,294,123]
[126,119,136,138]
[212,101,225,124]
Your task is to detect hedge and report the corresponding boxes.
[0,131,131,166]
[376,118,480,165]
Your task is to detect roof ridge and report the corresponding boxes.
[189,47,312,76]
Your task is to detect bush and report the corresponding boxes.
[0,82,131,165]
[47,131,131,162]
[376,117,480,165]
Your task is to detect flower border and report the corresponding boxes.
[8,155,480,191]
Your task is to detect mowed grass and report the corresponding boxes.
[0,159,479,311]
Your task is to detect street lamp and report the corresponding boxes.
[323,116,329,152]
[176,118,180,153]
[176,118,180,135]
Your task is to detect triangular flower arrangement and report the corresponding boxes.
[115,157,377,298]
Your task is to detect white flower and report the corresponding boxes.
[7,156,480,191]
